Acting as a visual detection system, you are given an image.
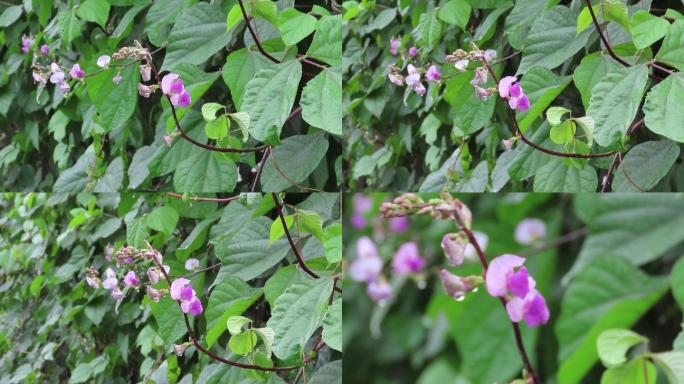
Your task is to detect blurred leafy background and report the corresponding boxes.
[343,193,684,383]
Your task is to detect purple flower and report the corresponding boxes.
[170,278,191,300]
[181,296,203,316]
[464,231,488,260]
[506,290,549,327]
[354,194,373,213]
[390,39,400,55]
[147,267,161,284]
[405,64,421,87]
[97,55,111,68]
[350,236,382,282]
[162,73,192,107]
[413,81,426,96]
[454,59,469,71]
[59,82,71,94]
[123,271,139,287]
[388,217,409,233]
[185,258,200,271]
[486,254,534,298]
[392,242,425,275]
[102,268,118,290]
[441,233,467,266]
[484,49,497,62]
[110,286,124,300]
[408,47,418,57]
[32,71,47,85]
[86,276,100,289]
[498,76,531,112]
[514,218,546,245]
[146,286,165,302]
[180,284,195,301]
[69,64,85,79]
[367,280,392,303]
[388,72,404,86]
[40,44,50,54]
[21,37,33,53]
[350,214,367,229]
[426,65,441,82]
[49,63,64,84]
[439,269,480,300]
[112,73,122,84]
[471,67,488,85]
[138,83,154,98]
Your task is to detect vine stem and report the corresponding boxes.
[480,59,615,159]
[237,0,280,64]
[452,215,540,384]
[146,241,300,372]
[271,194,320,280]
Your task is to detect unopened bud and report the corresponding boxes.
[441,232,468,266]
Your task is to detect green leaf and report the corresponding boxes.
[69,363,92,384]
[253,328,275,358]
[549,120,576,145]
[145,206,179,234]
[504,0,547,49]
[58,10,83,46]
[77,0,111,28]
[601,357,656,384]
[126,218,149,248]
[556,258,669,384]
[573,53,621,110]
[269,214,294,244]
[306,15,342,66]
[161,3,234,72]
[630,10,670,49]
[242,59,302,144]
[577,5,599,35]
[205,276,262,348]
[673,257,684,311]
[310,360,342,384]
[176,215,219,260]
[264,266,303,307]
[517,6,592,75]
[601,0,629,32]
[173,150,237,193]
[229,331,257,355]
[86,64,139,133]
[322,223,342,263]
[573,116,595,146]
[588,64,649,148]
[94,157,124,193]
[222,49,271,109]
[443,71,496,135]
[228,112,250,142]
[245,0,277,25]
[54,147,96,192]
[656,20,684,71]
[226,4,242,31]
[151,296,191,344]
[533,158,597,192]
[612,141,680,192]
[643,73,684,142]
[226,316,252,335]
[546,106,571,126]
[301,68,342,136]
[201,103,224,122]
[0,6,22,27]
[128,145,156,189]
[651,351,684,383]
[414,10,443,47]
[298,210,324,241]
[204,116,230,140]
[214,217,292,281]
[568,195,684,283]
[260,133,329,191]
[597,329,648,368]
[438,0,471,30]
[277,8,317,46]
[322,298,341,352]
[266,277,334,359]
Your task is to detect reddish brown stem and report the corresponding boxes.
[251,147,271,192]
[238,0,280,64]
[271,193,320,279]
[583,0,630,67]
[147,242,299,372]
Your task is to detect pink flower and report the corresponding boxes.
[351,194,372,228]
[112,73,122,84]
[498,76,517,98]
[486,254,534,298]
[162,73,191,107]
[102,268,118,290]
[514,218,546,245]
[170,278,191,300]
[111,286,124,300]
[392,242,425,275]
[70,64,84,79]
[426,65,441,82]
[173,343,188,356]
[506,290,549,327]
[350,236,382,282]
[97,55,111,68]
[471,67,488,85]
[390,39,400,55]
[49,64,64,85]
[464,231,488,260]
[146,286,165,302]
[413,82,426,96]
[388,216,409,233]
[21,36,33,53]
[123,271,139,287]
[181,296,203,316]
[185,258,200,271]
[86,276,100,289]
[40,44,50,54]
[408,47,418,57]
[367,280,392,303]
[147,267,161,284]
[498,76,531,112]
[350,214,366,229]
[441,233,467,266]
[454,59,469,71]
[405,64,421,87]
[32,71,47,85]
[387,72,404,86]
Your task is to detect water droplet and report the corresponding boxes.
[455,295,465,302]
[472,288,479,293]
[417,281,427,289]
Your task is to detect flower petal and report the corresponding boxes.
[486,254,525,297]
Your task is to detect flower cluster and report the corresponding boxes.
[387,63,440,96]
[486,255,549,327]
[85,243,203,317]
[350,193,409,235]
[447,48,498,101]
[498,76,530,112]
[21,36,33,53]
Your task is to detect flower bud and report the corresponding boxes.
[97,55,111,68]
[146,286,165,302]
[454,59,469,72]
[163,135,174,146]
[140,63,151,82]
[138,83,154,98]
[147,267,161,284]
[173,342,190,356]
[112,73,122,84]
[185,258,200,271]
[124,271,139,287]
[110,286,124,300]
[441,233,468,266]
[439,270,482,300]
[367,280,392,304]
